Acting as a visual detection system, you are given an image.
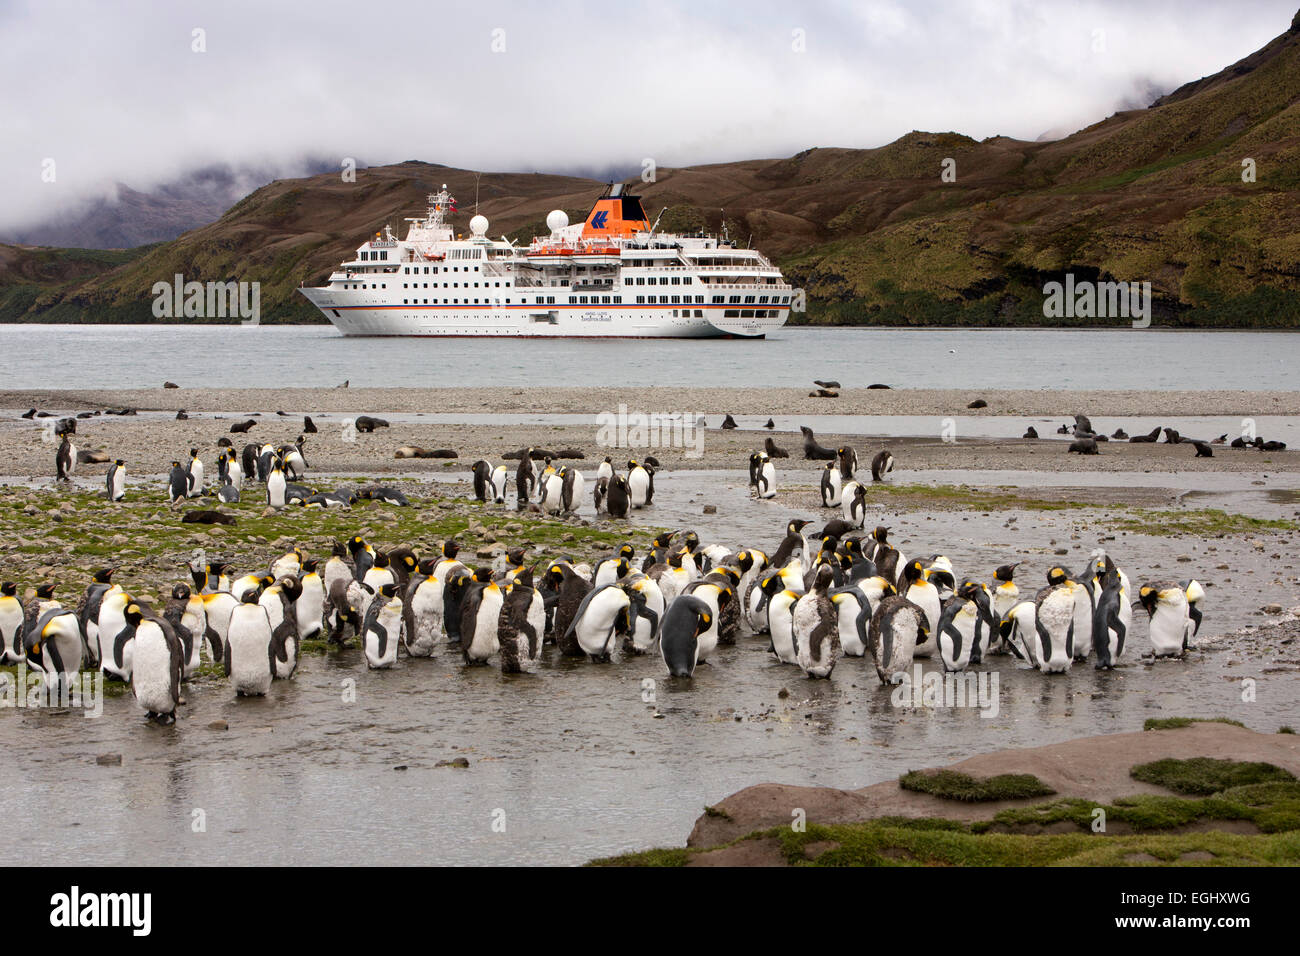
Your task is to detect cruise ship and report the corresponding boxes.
[299,184,792,337]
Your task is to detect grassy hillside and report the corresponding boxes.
[3,10,1299,327]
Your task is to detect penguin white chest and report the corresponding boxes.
[132,622,175,715]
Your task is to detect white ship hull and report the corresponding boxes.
[300,288,787,338]
[300,184,792,339]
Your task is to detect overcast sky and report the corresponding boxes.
[3,0,1296,230]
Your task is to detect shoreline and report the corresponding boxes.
[5,386,1300,416]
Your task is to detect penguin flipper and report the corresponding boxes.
[112,625,134,671]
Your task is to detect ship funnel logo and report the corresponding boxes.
[590,210,609,229]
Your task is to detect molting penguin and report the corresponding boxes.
[405,560,446,657]
[25,600,83,693]
[1181,579,1205,650]
[605,474,630,518]
[127,602,182,723]
[749,452,776,499]
[186,448,204,497]
[658,594,714,678]
[1091,561,1128,669]
[819,462,842,507]
[167,461,188,504]
[490,463,509,503]
[56,434,76,481]
[870,449,894,482]
[1031,585,1076,673]
[936,582,995,672]
[559,465,585,514]
[498,569,546,673]
[793,565,839,679]
[627,460,653,509]
[224,592,274,696]
[105,459,126,501]
[868,595,926,684]
[472,460,493,501]
[1137,583,1190,658]
[901,560,940,657]
[362,582,404,669]
[0,582,25,665]
[459,570,504,664]
[266,456,287,507]
[842,481,867,528]
[163,583,205,680]
[97,588,135,682]
[565,583,637,663]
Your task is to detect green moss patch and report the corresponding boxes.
[1130,757,1296,796]
[899,769,1056,802]
[1143,717,1247,731]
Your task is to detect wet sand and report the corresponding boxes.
[1,387,1297,479]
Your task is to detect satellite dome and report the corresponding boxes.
[546,209,569,233]
[469,214,489,236]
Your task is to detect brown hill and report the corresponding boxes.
[3,8,1299,327]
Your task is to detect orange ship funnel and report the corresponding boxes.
[581,184,650,238]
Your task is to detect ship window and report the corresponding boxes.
[381,252,388,260]
[682,276,691,284]
[672,310,678,317]
[759,295,769,303]
[579,296,588,304]
[742,310,754,318]
[568,296,575,303]
[547,296,554,304]
[744,296,755,303]
[636,296,644,304]
[536,296,543,304]
[712,295,723,304]
[602,296,610,304]
[635,277,644,285]
[694,309,703,318]
[671,295,680,303]
[729,296,740,304]
[671,277,680,285]
[725,309,739,318]
[614,296,621,303]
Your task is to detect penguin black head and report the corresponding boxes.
[373,552,391,569]
[171,460,181,469]
[416,557,438,575]
[994,563,1020,582]
[402,554,416,570]
[240,590,261,604]
[124,603,144,626]
[36,583,56,600]
[759,570,784,596]
[714,566,741,586]
[788,519,810,535]
[668,550,686,569]
[190,448,198,458]
[614,557,630,578]
[543,562,565,590]
[618,543,634,561]
[443,540,460,559]
[902,561,925,585]
[682,530,700,551]
[513,567,535,589]
[1047,566,1071,586]
[92,568,116,584]
[473,567,494,583]
[331,541,347,557]
[734,550,754,573]
[172,583,191,600]
[279,576,303,601]
[627,459,638,470]
[115,459,125,466]
[379,583,397,598]
[507,547,527,567]
[603,456,612,464]
[872,526,890,543]
[652,531,676,548]
[1,582,16,597]
[1137,586,1160,615]
[302,559,319,573]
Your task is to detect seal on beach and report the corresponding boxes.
[1023,426,1039,439]
[721,414,737,429]
[1068,438,1099,455]
[764,436,789,458]
[1129,426,1161,443]
[799,426,837,461]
